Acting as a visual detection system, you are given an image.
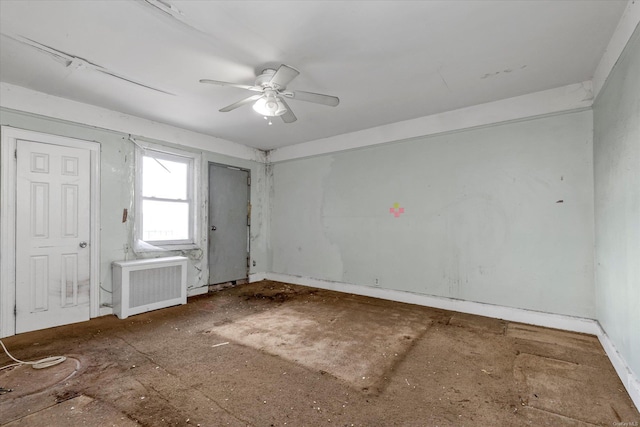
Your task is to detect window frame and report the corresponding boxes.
[134,144,200,250]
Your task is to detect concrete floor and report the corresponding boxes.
[1,280,638,426]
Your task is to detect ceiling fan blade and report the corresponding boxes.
[282,90,339,107]
[278,98,297,123]
[219,94,263,112]
[269,64,300,90]
[200,79,262,92]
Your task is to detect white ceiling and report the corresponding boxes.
[0,0,628,151]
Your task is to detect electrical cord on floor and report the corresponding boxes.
[0,339,66,371]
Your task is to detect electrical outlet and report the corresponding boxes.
[375,278,379,285]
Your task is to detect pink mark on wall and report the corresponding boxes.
[389,202,405,218]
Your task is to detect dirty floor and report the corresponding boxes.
[1,281,638,426]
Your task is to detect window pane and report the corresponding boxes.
[142,200,189,242]
[142,156,188,199]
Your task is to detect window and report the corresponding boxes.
[135,145,199,249]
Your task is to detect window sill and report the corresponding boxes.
[134,240,200,253]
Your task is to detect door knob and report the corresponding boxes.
[79,241,87,248]
[211,226,217,231]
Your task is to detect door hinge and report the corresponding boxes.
[14,305,17,316]
[14,149,17,160]
[247,176,251,186]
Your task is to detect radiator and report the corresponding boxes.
[112,256,188,319]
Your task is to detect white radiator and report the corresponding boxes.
[112,256,188,319]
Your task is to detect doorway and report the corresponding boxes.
[208,163,250,285]
[0,127,100,337]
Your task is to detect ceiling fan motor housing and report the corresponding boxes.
[255,69,278,88]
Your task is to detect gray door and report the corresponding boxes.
[208,163,250,284]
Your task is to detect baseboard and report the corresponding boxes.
[249,272,268,282]
[596,324,640,410]
[98,306,114,317]
[187,286,209,297]
[265,273,599,334]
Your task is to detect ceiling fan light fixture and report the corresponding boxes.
[252,95,286,117]
[201,64,338,124]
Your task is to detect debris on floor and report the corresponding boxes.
[0,281,637,426]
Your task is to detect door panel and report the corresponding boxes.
[208,164,249,284]
[15,139,91,333]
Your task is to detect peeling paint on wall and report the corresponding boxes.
[0,108,267,312]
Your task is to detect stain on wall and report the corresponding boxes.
[271,156,343,280]
[271,110,595,318]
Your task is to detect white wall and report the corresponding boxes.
[594,27,640,382]
[271,110,595,318]
[0,108,268,310]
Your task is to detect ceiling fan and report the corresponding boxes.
[200,64,339,123]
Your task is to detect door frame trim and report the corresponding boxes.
[0,126,101,338]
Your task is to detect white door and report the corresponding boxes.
[15,139,91,333]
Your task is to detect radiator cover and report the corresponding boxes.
[112,256,188,319]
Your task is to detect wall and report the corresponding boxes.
[271,110,595,318]
[0,109,268,311]
[594,27,640,380]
